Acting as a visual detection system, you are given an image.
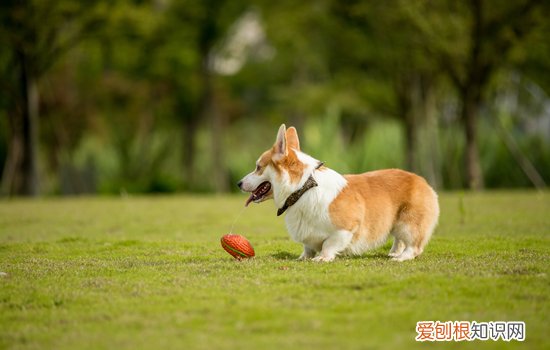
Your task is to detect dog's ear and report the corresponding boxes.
[274,124,287,159]
[286,127,300,151]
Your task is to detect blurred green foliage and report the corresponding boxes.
[0,0,549,195]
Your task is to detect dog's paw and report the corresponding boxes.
[298,248,316,261]
[391,255,414,262]
[391,248,416,262]
[312,255,335,263]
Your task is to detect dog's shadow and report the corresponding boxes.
[271,251,299,260]
[270,251,390,261]
[348,252,389,260]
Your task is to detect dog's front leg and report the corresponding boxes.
[298,245,316,260]
[313,230,353,262]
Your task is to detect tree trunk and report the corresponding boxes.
[1,113,23,196]
[397,75,418,173]
[2,51,40,196]
[461,91,483,190]
[22,78,39,196]
[20,51,40,196]
[404,108,418,173]
[195,4,229,193]
[459,0,484,191]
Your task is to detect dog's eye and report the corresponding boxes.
[255,165,261,172]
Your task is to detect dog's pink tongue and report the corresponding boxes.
[245,194,255,207]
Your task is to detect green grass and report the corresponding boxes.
[1,192,549,350]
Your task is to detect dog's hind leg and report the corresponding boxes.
[391,197,439,262]
[389,223,416,262]
[388,236,405,257]
[312,230,353,262]
[298,245,316,260]
[392,246,416,262]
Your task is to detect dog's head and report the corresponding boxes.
[238,124,321,207]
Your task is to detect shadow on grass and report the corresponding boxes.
[347,252,389,260]
[271,251,300,260]
[271,250,391,261]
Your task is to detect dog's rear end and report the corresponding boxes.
[329,169,439,261]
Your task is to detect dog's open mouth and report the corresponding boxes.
[245,181,272,206]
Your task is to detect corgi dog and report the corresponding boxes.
[237,124,439,262]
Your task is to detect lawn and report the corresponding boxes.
[0,191,549,350]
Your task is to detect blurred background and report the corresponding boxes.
[1,0,549,196]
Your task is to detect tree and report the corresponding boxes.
[0,0,104,196]
[406,0,545,189]
[329,1,443,186]
[148,0,247,192]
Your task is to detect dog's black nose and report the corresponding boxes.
[237,181,243,189]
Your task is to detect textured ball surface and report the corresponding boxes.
[221,234,255,260]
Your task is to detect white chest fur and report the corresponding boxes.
[283,168,347,251]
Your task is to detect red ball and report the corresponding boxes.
[221,234,255,260]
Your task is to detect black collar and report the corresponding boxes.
[277,162,324,216]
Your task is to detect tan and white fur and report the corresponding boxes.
[238,124,439,262]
